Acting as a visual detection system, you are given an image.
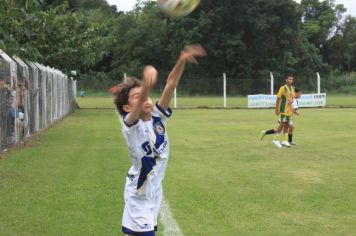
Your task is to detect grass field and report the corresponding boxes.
[1,98,356,235]
[77,94,356,109]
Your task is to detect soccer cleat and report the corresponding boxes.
[260,131,266,141]
[290,142,296,145]
[281,141,292,147]
[272,140,282,148]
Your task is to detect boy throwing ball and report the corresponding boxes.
[114,45,206,236]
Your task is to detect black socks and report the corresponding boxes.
[288,134,293,142]
[265,129,275,135]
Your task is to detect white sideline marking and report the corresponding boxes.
[114,111,184,236]
[160,198,184,236]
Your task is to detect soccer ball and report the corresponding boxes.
[157,0,200,18]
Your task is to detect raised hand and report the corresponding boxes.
[143,65,158,89]
[158,44,206,110]
[180,44,207,64]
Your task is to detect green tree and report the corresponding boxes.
[300,0,346,49]
[325,16,356,71]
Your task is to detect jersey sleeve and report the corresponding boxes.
[276,87,285,98]
[152,102,172,122]
[122,113,140,134]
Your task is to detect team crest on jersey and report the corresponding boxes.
[154,122,165,135]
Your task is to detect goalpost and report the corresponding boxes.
[172,73,228,108]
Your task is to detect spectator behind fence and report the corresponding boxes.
[17,110,24,140]
[17,81,26,113]
[18,78,28,139]
[6,95,16,146]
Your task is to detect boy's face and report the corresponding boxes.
[124,86,153,115]
[295,91,302,99]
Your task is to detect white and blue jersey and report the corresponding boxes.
[121,103,172,233]
[286,98,299,125]
[292,98,299,110]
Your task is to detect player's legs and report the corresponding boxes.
[288,123,295,145]
[271,120,282,147]
[271,122,284,148]
[283,122,289,142]
[261,121,284,140]
[280,115,291,147]
[153,185,163,229]
[274,119,282,140]
[272,136,282,148]
[261,119,284,148]
[273,132,280,141]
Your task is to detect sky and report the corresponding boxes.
[106,0,356,16]
[106,0,138,12]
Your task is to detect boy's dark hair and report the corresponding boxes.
[295,88,301,93]
[114,77,142,116]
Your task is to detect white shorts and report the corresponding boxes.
[122,185,162,233]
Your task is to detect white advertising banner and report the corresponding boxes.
[248,93,326,108]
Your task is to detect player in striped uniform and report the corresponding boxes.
[114,45,206,236]
[260,75,295,148]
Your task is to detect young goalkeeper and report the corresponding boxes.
[286,88,302,145]
[114,45,206,236]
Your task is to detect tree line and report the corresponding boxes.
[1,0,355,93]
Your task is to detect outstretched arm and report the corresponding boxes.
[158,44,206,111]
[125,66,157,124]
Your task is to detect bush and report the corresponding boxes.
[76,72,115,91]
[323,72,356,94]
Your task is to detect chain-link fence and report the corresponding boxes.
[0,49,76,152]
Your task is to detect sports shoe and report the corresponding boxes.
[260,131,266,140]
[281,141,292,147]
[290,142,296,146]
[272,140,282,148]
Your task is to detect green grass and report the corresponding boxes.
[326,94,356,106]
[166,109,356,235]
[1,106,356,235]
[77,96,116,109]
[0,110,127,235]
[77,94,356,109]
